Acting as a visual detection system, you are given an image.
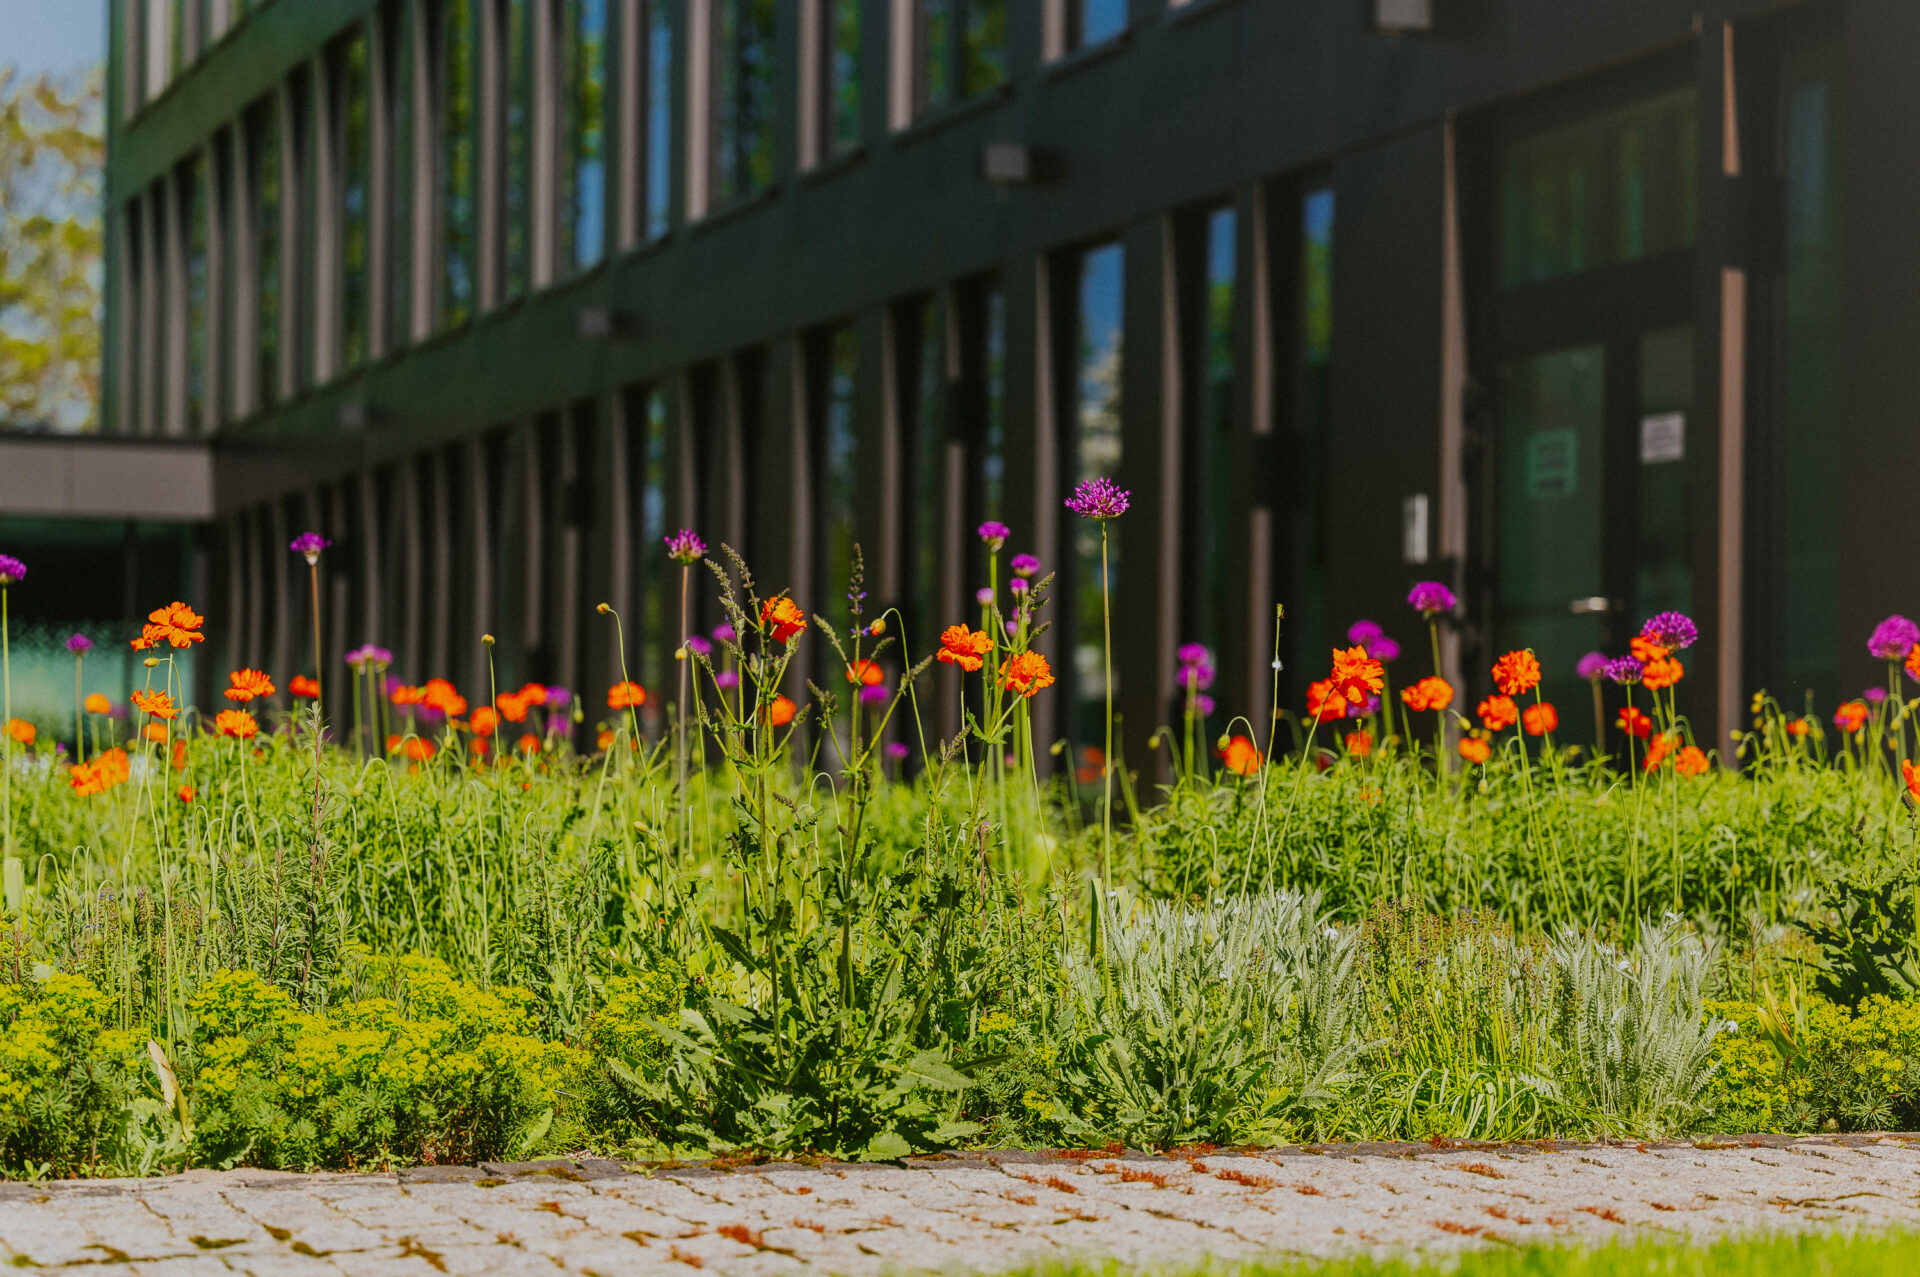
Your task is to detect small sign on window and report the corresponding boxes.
[1526,430,1578,499]
[1640,412,1685,464]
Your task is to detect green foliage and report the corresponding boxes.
[1700,990,1920,1133]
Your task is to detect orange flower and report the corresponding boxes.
[470,706,499,736]
[142,723,168,743]
[517,733,541,755]
[403,737,437,762]
[390,683,425,707]
[1642,730,1678,771]
[497,690,532,722]
[1458,736,1491,765]
[1306,679,1348,724]
[1617,706,1652,739]
[1904,759,1920,801]
[5,718,32,746]
[1835,700,1870,734]
[1630,634,1669,663]
[1491,649,1542,697]
[596,729,616,752]
[1400,676,1454,714]
[846,658,885,686]
[386,733,403,754]
[225,668,275,703]
[1785,714,1814,738]
[215,709,258,739]
[1477,695,1518,732]
[1675,745,1710,777]
[608,681,648,710]
[131,689,179,720]
[1907,645,1920,684]
[83,693,111,715]
[1077,745,1106,786]
[1219,735,1264,775]
[290,675,321,699]
[765,694,797,726]
[1344,730,1373,757]
[1001,651,1055,698]
[176,784,196,803]
[518,682,549,707]
[422,678,466,717]
[1328,646,1385,706]
[936,624,993,673]
[171,739,188,771]
[761,595,808,644]
[1641,657,1684,691]
[1521,702,1558,736]
[140,601,206,649]
[69,748,130,796]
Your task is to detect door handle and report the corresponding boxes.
[1569,596,1618,615]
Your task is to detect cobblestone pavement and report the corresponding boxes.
[4,1136,1920,1275]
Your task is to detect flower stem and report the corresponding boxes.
[1099,523,1114,895]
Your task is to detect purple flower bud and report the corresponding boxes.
[65,633,92,655]
[1009,578,1028,596]
[684,636,713,657]
[1193,694,1216,717]
[886,741,911,760]
[977,521,1012,549]
[1177,643,1212,667]
[1866,687,1889,704]
[1011,553,1041,578]
[858,683,889,705]
[713,623,737,642]
[716,670,739,690]
[288,532,329,562]
[1407,581,1456,617]
[1606,656,1644,686]
[1371,636,1401,663]
[544,686,571,710]
[1640,611,1699,652]
[1576,651,1609,682]
[1347,620,1383,646]
[1064,477,1130,520]
[664,529,707,564]
[976,587,995,605]
[1869,615,1920,661]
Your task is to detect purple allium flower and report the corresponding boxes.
[886,741,911,760]
[0,555,23,585]
[1005,620,1019,637]
[544,686,572,710]
[1358,693,1382,717]
[66,633,92,656]
[858,683,889,706]
[1192,694,1216,718]
[684,636,713,657]
[369,646,394,667]
[978,521,1011,549]
[713,622,737,643]
[1347,620,1384,646]
[1576,651,1610,682]
[1009,578,1028,596]
[1641,610,1699,652]
[289,533,329,563]
[1606,656,1644,686]
[345,645,373,668]
[1407,581,1456,617]
[1177,642,1211,667]
[1011,553,1041,578]
[1869,615,1920,661]
[1372,636,1401,663]
[976,587,995,605]
[1064,477,1130,520]
[664,529,707,564]
[1866,687,1889,704]
[716,670,739,690]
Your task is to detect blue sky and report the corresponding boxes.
[1,1,106,77]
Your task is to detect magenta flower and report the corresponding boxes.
[858,683,889,706]
[1065,477,1130,520]
[886,741,911,760]
[716,670,739,690]
[713,622,737,643]
[1869,615,1920,661]
[289,533,329,563]
[0,554,23,585]
[1641,611,1699,652]
[544,686,572,710]
[1866,687,1889,704]
[1407,581,1455,617]
[976,587,995,605]
[1192,694,1216,718]
[1576,651,1609,682]
[65,633,93,656]
[1358,693,1381,717]
[1605,656,1644,686]
[684,636,713,657]
[1177,642,1211,667]
[664,529,706,564]
[1009,578,1028,596]
[1011,553,1041,578]
[978,521,1011,549]
[1372,636,1401,663]
[1347,620,1383,646]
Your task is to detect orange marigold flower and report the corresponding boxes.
[1630,634,1670,663]
[608,681,648,710]
[1477,695,1518,732]
[214,709,258,739]
[142,722,168,743]
[1522,702,1558,736]
[1675,745,1710,777]
[5,718,32,746]
[1904,759,1920,801]
[1001,650,1055,699]
[1491,649,1542,697]
[1400,676,1454,714]
[83,693,111,715]
[131,689,179,720]
[936,624,993,673]
[761,595,808,644]
[1617,706,1653,739]
[1835,700,1870,734]
[290,675,321,699]
[225,668,275,703]
[1306,679,1348,724]
[1219,734,1264,775]
[1641,656,1684,691]
[470,706,500,736]
[766,694,797,726]
[176,784,196,804]
[846,658,885,686]
[1642,731,1678,771]
[1344,729,1373,757]
[143,601,206,648]
[1458,736,1491,765]
[1328,646,1385,706]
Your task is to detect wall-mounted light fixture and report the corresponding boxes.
[1375,0,1433,32]
[979,142,1063,187]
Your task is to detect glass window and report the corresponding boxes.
[251,95,281,410]
[439,0,476,326]
[920,0,1006,112]
[385,0,413,348]
[979,288,1005,523]
[645,1,672,239]
[1289,186,1333,697]
[185,153,210,430]
[1635,325,1694,629]
[715,0,776,206]
[826,0,860,157]
[905,297,943,650]
[563,0,608,270]
[504,0,531,296]
[1070,242,1124,740]
[1189,206,1236,677]
[815,325,860,638]
[1501,87,1697,288]
[1069,0,1126,52]
[341,28,371,369]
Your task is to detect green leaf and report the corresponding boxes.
[863,1129,912,1161]
[515,1108,554,1157]
[896,1050,974,1092]
[928,1120,982,1144]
